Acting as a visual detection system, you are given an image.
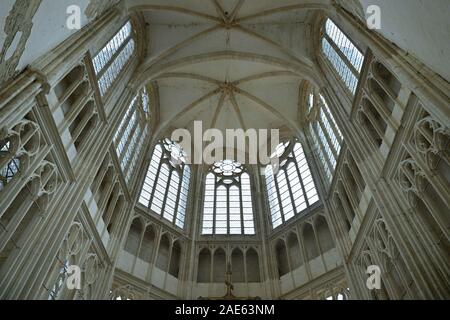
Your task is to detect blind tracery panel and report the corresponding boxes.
[0,141,20,190]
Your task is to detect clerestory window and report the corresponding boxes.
[265,140,319,228]
[202,160,255,236]
[321,18,365,94]
[114,87,150,183]
[92,21,135,97]
[138,139,190,228]
[307,93,344,184]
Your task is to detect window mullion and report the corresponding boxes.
[309,130,331,184]
[148,146,164,209]
[318,118,339,161]
[213,176,217,234]
[272,170,285,224]
[96,36,132,79]
[226,186,230,236]
[119,111,140,164]
[322,105,343,145]
[323,35,359,77]
[283,165,297,216]
[115,103,135,145]
[123,124,145,178]
[293,156,310,208]
[239,177,244,235]
[173,167,183,224]
[161,169,173,217]
[312,124,335,172]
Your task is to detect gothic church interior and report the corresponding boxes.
[0,0,449,300]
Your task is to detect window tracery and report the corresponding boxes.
[265,140,319,228]
[138,139,190,228]
[202,160,255,235]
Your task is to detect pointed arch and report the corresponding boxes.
[231,248,245,283]
[246,248,261,283]
[303,223,319,260]
[275,240,289,278]
[287,232,302,270]
[169,240,182,278]
[156,234,171,272]
[125,218,144,256]
[315,215,335,253]
[201,160,255,235]
[265,140,320,228]
[138,139,191,228]
[213,248,226,283]
[138,225,156,263]
[197,248,212,283]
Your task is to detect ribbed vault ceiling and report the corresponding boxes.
[127,0,331,139]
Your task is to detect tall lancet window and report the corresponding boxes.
[92,21,135,97]
[307,92,343,184]
[114,87,151,183]
[265,141,319,228]
[138,139,190,228]
[202,160,255,236]
[321,18,365,94]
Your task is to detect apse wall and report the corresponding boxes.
[192,245,266,299]
[116,215,184,297]
[272,211,341,295]
[115,202,342,300]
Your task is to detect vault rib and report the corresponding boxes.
[209,92,226,129]
[129,5,221,22]
[234,25,311,65]
[211,0,226,21]
[143,25,222,68]
[154,88,221,139]
[236,4,329,23]
[230,92,247,131]
[230,0,246,21]
[235,87,301,134]
[137,51,321,88]
[233,71,297,85]
[156,72,222,85]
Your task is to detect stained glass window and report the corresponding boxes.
[138,139,190,228]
